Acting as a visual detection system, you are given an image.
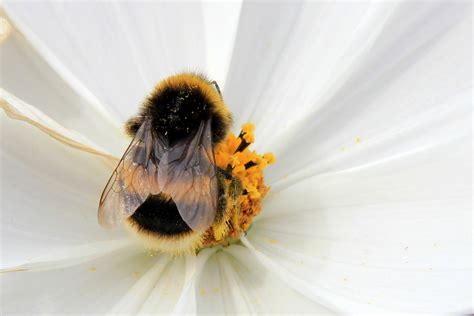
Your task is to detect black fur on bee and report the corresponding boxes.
[125,72,232,146]
[128,167,241,238]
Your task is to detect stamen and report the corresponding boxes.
[244,161,257,169]
[234,123,255,153]
[209,122,275,244]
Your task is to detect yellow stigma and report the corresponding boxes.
[214,122,275,236]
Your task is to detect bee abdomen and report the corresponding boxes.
[127,167,240,238]
[129,194,192,236]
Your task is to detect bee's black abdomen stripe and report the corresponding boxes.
[130,194,192,236]
[129,168,231,237]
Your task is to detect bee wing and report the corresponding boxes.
[158,119,218,232]
[98,118,163,228]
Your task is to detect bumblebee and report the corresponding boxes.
[98,73,243,254]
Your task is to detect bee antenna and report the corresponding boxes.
[210,80,222,96]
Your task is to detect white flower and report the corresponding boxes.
[0,1,471,314]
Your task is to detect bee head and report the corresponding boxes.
[126,73,232,146]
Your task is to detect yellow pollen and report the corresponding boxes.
[268,239,278,244]
[146,250,158,257]
[241,122,255,134]
[356,137,362,143]
[214,122,275,236]
[213,287,221,294]
[241,123,255,143]
[90,267,97,272]
[194,123,275,248]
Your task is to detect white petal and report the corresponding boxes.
[196,245,333,314]
[202,2,242,88]
[172,249,215,314]
[1,102,124,268]
[241,6,472,311]
[136,256,188,314]
[258,2,471,184]
[107,252,207,315]
[245,135,471,313]
[1,88,119,161]
[0,11,126,155]
[1,246,158,314]
[1,239,132,273]
[272,87,471,191]
[2,2,220,122]
[107,254,173,314]
[224,2,397,134]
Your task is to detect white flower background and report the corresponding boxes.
[0,1,472,314]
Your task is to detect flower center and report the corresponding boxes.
[202,123,275,248]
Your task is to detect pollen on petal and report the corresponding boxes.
[268,239,278,244]
[132,271,140,278]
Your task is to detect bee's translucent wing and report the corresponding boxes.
[158,119,218,232]
[98,118,163,228]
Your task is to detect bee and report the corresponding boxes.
[98,73,243,254]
